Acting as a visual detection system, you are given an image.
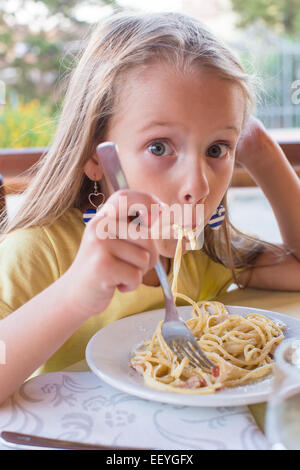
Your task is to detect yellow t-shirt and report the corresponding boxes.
[0,207,239,375]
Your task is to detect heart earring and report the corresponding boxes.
[83,180,105,224]
[208,204,226,230]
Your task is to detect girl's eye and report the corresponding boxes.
[206,143,231,159]
[147,141,173,157]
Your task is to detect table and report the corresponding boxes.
[1,287,299,450]
[63,287,300,435]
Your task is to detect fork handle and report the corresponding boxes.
[154,259,179,321]
[96,142,179,322]
[96,142,130,191]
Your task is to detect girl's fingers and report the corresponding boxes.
[86,188,163,274]
[93,214,159,269]
[105,255,144,292]
[90,189,164,229]
[94,214,147,240]
[103,238,151,274]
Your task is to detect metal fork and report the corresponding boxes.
[96,142,216,371]
[1,430,151,450]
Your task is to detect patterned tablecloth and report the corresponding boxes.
[0,370,268,450]
[2,288,300,450]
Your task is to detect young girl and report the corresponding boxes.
[0,11,300,404]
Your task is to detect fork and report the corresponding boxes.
[96,142,216,372]
[1,430,151,450]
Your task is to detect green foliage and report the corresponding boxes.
[0,0,121,109]
[0,0,123,148]
[0,96,57,148]
[230,0,300,38]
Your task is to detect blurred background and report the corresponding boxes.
[0,0,300,245]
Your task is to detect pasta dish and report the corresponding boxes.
[129,226,285,394]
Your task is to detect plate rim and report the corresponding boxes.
[85,305,300,407]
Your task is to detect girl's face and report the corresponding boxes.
[104,61,245,258]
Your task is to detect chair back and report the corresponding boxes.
[0,174,6,223]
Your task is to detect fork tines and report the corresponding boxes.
[169,339,214,370]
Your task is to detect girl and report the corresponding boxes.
[0,11,300,404]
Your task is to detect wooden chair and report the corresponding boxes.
[0,173,6,222]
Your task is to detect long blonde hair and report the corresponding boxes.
[0,11,289,285]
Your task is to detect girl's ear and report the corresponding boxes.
[84,153,104,180]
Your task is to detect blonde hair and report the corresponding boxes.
[0,11,289,285]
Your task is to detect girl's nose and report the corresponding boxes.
[178,159,210,206]
[184,194,192,202]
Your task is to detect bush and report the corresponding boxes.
[0,96,57,148]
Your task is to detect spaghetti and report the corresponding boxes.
[130,226,285,394]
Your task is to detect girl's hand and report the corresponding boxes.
[235,115,270,167]
[62,189,162,321]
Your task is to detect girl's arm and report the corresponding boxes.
[0,273,85,405]
[0,189,160,405]
[234,117,300,290]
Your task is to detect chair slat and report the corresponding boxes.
[0,173,7,222]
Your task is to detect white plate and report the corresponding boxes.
[86,305,300,407]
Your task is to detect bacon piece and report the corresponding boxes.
[179,376,207,389]
[212,366,220,378]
